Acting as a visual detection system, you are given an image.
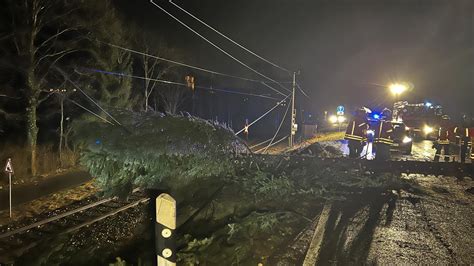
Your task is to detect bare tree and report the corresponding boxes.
[7,0,81,175]
[159,84,189,115]
[4,0,133,175]
[142,47,160,112]
[139,40,179,112]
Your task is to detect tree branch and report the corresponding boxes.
[35,48,77,69]
[35,28,76,53]
[38,91,54,105]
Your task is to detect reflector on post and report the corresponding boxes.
[156,193,176,265]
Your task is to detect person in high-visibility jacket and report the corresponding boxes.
[344,109,368,158]
[468,127,474,164]
[374,109,393,161]
[470,127,474,162]
[434,115,451,162]
[455,116,472,163]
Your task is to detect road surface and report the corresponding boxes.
[303,139,474,264]
[0,170,92,211]
[339,139,471,163]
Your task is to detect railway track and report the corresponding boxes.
[0,190,149,258]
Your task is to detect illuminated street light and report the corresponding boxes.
[389,83,408,96]
[389,82,410,121]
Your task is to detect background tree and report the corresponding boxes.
[159,83,190,114]
[133,35,183,112]
[1,0,133,175]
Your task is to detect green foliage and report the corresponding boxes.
[238,170,295,202]
[177,236,215,265]
[178,211,300,265]
[109,257,127,266]
[76,110,247,196]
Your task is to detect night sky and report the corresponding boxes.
[115,0,473,118]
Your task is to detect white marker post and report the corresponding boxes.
[4,158,14,218]
[156,193,176,266]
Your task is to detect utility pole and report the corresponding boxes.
[290,72,297,148]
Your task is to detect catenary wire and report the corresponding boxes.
[66,98,115,125]
[55,67,122,126]
[97,40,271,84]
[263,99,291,153]
[249,138,272,149]
[77,68,281,101]
[235,93,291,135]
[169,0,291,74]
[149,0,290,96]
[254,135,288,154]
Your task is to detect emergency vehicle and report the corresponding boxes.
[366,111,413,155]
[392,101,443,139]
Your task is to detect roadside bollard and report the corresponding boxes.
[156,193,176,265]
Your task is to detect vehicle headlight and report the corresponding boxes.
[423,125,434,135]
[402,136,412,143]
[329,115,338,124]
[337,116,346,123]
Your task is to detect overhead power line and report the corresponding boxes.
[235,93,291,136]
[263,98,291,153]
[169,0,291,74]
[249,138,272,149]
[296,82,310,99]
[97,40,269,84]
[55,67,122,126]
[77,68,281,101]
[66,98,115,125]
[254,135,288,154]
[170,1,313,102]
[149,0,290,96]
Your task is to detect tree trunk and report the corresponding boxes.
[26,98,38,176]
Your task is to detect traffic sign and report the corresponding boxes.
[4,158,13,173]
[336,106,345,116]
[4,158,13,218]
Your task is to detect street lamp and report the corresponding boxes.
[389,83,408,96]
[389,82,409,121]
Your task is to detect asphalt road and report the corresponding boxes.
[0,170,92,211]
[312,139,474,264]
[340,139,471,163]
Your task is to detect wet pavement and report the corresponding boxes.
[365,175,473,264]
[0,170,92,211]
[309,139,474,264]
[340,139,472,163]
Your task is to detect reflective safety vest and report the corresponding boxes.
[470,128,474,147]
[448,126,458,142]
[455,127,472,145]
[471,127,474,159]
[374,120,393,145]
[437,127,450,145]
[344,117,367,141]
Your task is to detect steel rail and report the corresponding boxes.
[62,197,150,235]
[0,197,114,239]
[0,189,143,239]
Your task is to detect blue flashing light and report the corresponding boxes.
[425,102,433,107]
[95,139,101,145]
[372,113,380,120]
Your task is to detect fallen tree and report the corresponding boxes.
[74,110,248,198]
[74,111,415,265]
